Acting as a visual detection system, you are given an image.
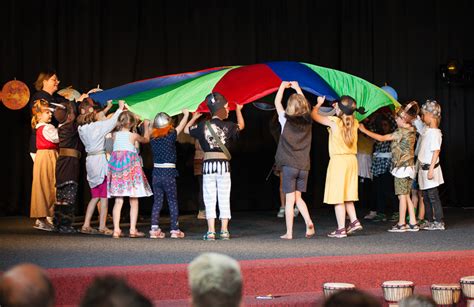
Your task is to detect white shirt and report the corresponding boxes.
[78,109,122,188]
[36,123,59,143]
[413,118,444,189]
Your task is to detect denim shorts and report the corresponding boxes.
[281,166,309,193]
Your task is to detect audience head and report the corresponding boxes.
[80,275,152,307]
[323,289,381,307]
[398,294,436,307]
[188,252,243,307]
[0,263,54,307]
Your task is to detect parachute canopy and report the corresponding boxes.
[90,61,399,121]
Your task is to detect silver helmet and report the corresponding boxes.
[153,112,171,128]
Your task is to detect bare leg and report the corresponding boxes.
[82,197,100,229]
[334,203,346,229]
[406,194,417,225]
[98,197,108,230]
[129,197,139,233]
[345,201,358,223]
[220,218,229,232]
[112,197,124,233]
[294,191,314,236]
[207,218,216,233]
[281,192,295,239]
[417,191,425,220]
[397,195,407,226]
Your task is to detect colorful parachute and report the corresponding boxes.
[90,61,399,121]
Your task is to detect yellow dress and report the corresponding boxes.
[324,116,359,204]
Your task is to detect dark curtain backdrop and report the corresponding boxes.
[1,0,473,216]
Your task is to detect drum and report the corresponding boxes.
[431,283,461,305]
[323,282,356,298]
[382,280,414,307]
[460,276,474,306]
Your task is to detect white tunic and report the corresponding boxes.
[78,109,122,188]
[413,118,444,190]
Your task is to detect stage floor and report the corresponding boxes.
[1,207,473,270]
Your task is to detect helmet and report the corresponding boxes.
[153,112,171,128]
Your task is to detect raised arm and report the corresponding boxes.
[184,112,202,134]
[290,81,305,96]
[311,96,337,129]
[102,100,113,115]
[359,123,393,142]
[134,119,151,144]
[235,103,245,131]
[274,81,290,115]
[175,109,190,135]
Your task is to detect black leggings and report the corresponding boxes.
[422,187,444,222]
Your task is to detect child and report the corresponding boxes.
[194,139,206,219]
[357,126,374,217]
[78,99,125,235]
[359,102,419,232]
[108,111,153,238]
[413,100,445,230]
[52,101,82,233]
[311,95,365,238]
[148,110,190,239]
[184,92,245,240]
[274,81,315,239]
[30,99,59,231]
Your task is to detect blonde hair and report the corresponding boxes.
[116,111,137,131]
[34,70,56,91]
[338,97,356,147]
[31,99,50,128]
[286,93,310,116]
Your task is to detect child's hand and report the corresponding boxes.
[290,81,300,89]
[182,109,190,117]
[118,100,125,110]
[316,96,326,107]
[359,123,366,131]
[427,169,434,180]
[192,112,202,119]
[107,100,113,108]
[235,103,244,111]
[281,81,291,88]
[143,119,150,127]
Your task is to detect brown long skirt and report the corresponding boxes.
[30,149,58,218]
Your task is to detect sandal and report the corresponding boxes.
[203,231,216,241]
[170,230,185,239]
[98,227,113,236]
[219,230,230,240]
[305,224,315,238]
[149,228,165,239]
[80,226,99,235]
[129,230,145,238]
[327,228,347,238]
[112,230,123,239]
[346,219,363,234]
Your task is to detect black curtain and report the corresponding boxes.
[1,0,473,216]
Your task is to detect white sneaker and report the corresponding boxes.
[364,211,377,220]
[277,207,285,218]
